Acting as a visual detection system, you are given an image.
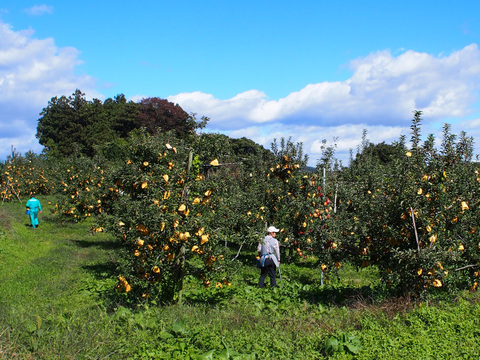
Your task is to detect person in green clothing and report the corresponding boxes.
[26,194,42,228]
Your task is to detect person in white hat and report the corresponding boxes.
[257,225,281,287]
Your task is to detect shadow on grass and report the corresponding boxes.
[78,252,124,310]
[69,237,125,308]
[0,208,13,231]
[73,238,121,283]
[297,284,393,307]
[72,239,123,250]
[82,262,118,279]
[183,262,396,309]
[183,282,395,309]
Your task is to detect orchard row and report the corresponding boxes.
[2,115,480,302]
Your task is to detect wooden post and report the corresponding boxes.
[410,207,420,251]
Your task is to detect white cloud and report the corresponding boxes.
[24,5,54,16]
[168,90,270,128]
[128,94,147,103]
[170,45,480,128]
[220,123,409,166]
[349,46,480,120]
[170,44,480,166]
[0,20,99,158]
[2,17,480,167]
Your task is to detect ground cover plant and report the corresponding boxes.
[2,200,480,359]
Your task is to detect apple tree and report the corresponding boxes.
[99,132,227,304]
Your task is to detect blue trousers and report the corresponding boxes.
[29,210,39,228]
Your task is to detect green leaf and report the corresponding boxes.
[35,315,42,331]
[324,336,340,355]
[232,354,256,360]
[216,349,230,360]
[195,350,214,360]
[172,321,188,336]
[158,330,174,339]
[114,306,132,319]
[345,338,362,355]
[341,333,361,354]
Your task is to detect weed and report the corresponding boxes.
[2,201,480,358]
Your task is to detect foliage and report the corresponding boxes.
[323,332,362,356]
[97,131,230,304]
[9,101,480,301]
[1,147,57,202]
[334,111,480,296]
[195,133,275,252]
[263,153,337,270]
[137,97,208,138]
[36,90,139,157]
[53,156,107,222]
[271,136,309,168]
[8,97,480,357]
[35,90,205,159]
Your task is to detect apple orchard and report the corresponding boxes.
[2,110,480,303]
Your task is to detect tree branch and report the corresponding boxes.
[231,239,246,261]
[455,264,478,272]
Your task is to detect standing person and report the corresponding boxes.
[258,226,281,288]
[26,194,42,228]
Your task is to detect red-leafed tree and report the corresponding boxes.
[136,97,206,138]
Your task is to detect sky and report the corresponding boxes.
[2,1,480,166]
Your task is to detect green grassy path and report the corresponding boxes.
[0,199,119,358]
[2,199,480,359]
[1,199,112,307]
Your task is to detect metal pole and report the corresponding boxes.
[323,166,326,201]
[321,166,326,286]
[334,183,338,213]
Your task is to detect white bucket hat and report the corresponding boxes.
[267,226,280,233]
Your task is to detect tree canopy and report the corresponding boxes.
[36,90,206,158]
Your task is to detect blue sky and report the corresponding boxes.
[1,1,480,165]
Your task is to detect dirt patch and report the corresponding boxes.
[0,208,12,232]
[350,296,417,320]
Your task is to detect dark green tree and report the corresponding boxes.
[36,91,202,158]
[36,89,88,157]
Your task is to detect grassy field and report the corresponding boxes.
[1,198,480,359]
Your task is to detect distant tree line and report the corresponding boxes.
[36,89,208,158]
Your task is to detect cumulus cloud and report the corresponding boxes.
[169,90,271,129]
[128,94,147,103]
[169,44,480,165]
[2,16,479,166]
[24,4,54,16]
[0,20,99,158]
[171,45,480,128]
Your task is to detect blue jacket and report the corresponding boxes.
[26,197,42,212]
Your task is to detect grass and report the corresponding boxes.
[0,198,120,358]
[1,199,480,359]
